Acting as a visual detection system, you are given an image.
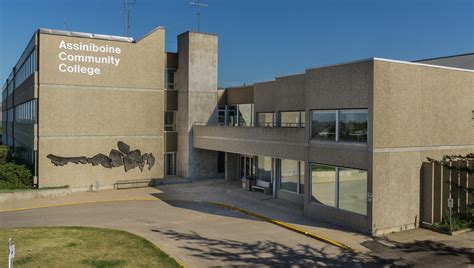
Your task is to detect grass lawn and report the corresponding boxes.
[0,226,181,268]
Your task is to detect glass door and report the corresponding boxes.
[165,152,177,176]
[240,155,255,179]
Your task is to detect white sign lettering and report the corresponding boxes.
[57,40,122,76]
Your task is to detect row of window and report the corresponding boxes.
[2,108,14,123]
[2,49,37,101]
[15,49,37,88]
[15,100,36,124]
[257,111,306,128]
[14,140,36,165]
[253,155,367,216]
[253,109,368,142]
[218,104,255,127]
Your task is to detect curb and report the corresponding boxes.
[0,198,159,213]
[204,201,355,252]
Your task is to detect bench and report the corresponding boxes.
[114,179,153,190]
[251,179,271,194]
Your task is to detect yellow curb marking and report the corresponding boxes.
[205,201,355,252]
[0,198,159,213]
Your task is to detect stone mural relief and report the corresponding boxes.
[46,141,155,172]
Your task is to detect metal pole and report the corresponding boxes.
[8,238,15,268]
[197,3,200,32]
[449,207,452,231]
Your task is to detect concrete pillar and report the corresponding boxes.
[176,31,219,179]
[225,152,239,181]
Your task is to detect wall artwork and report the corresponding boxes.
[46,141,155,172]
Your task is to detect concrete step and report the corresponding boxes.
[154,177,192,185]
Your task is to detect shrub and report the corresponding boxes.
[0,145,8,164]
[432,209,474,232]
[0,163,33,189]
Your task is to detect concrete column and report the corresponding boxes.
[176,31,219,179]
[225,152,239,181]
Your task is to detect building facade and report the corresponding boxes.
[193,57,474,235]
[2,27,473,235]
[1,28,221,189]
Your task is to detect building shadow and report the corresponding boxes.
[150,180,366,235]
[151,229,400,267]
[152,228,474,267]
[154,199,259,222]
[362,237,474,267]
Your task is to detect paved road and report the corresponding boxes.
[1,180,473,267]
[1,200,371,267]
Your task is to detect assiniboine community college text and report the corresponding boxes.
[58,40,121,76]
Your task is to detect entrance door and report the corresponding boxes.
[240,155,254,179]
[164,152,177,176]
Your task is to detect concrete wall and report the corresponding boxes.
[371,60,474,235]
[176,32,219,179]
[415,53,474,70]
[226,85,254,105]
[37,28,166,188]
[194,125,306,160]
[194,60,374,233]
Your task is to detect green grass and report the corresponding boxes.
[0,185,69,193]
[432,209,473,232]
[0,227,181,268]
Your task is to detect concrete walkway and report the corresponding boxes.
[1,179,473,267]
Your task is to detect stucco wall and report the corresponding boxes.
[371,60,474,235]
[37,28,166,188]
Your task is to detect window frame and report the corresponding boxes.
[278,159,304,195]
[309,162,368,216]
[164,110,176,131]
[310,109,368,143]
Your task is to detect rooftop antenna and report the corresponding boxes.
[189,0,208,32]
[123,0,136,37]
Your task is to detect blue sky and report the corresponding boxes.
[0,0,472,87]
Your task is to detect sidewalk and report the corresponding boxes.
[153,179,373,253]
[0,187,160,211]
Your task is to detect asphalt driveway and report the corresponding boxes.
[1,179,473,267]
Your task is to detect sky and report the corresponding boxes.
[0,0,472,87]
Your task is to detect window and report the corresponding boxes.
[164,68,176,89]
[311,109,368,143]
[15,49,36,88]
[338,167,367,215]
[218,106,226,125]
[14,100,36,124]
[339,110,368,142]
[279,111,305,128]
[164,152,177,176]
[164,111,176,131]
[280,159,304,194]
[280,159,298,192]
[257,156,272,182]
[238,104,254,127]
[311,164,336,207]
[310,163,367,216]
[257,112,275,127]
[217,105,239,126]
[311,111,336,141]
